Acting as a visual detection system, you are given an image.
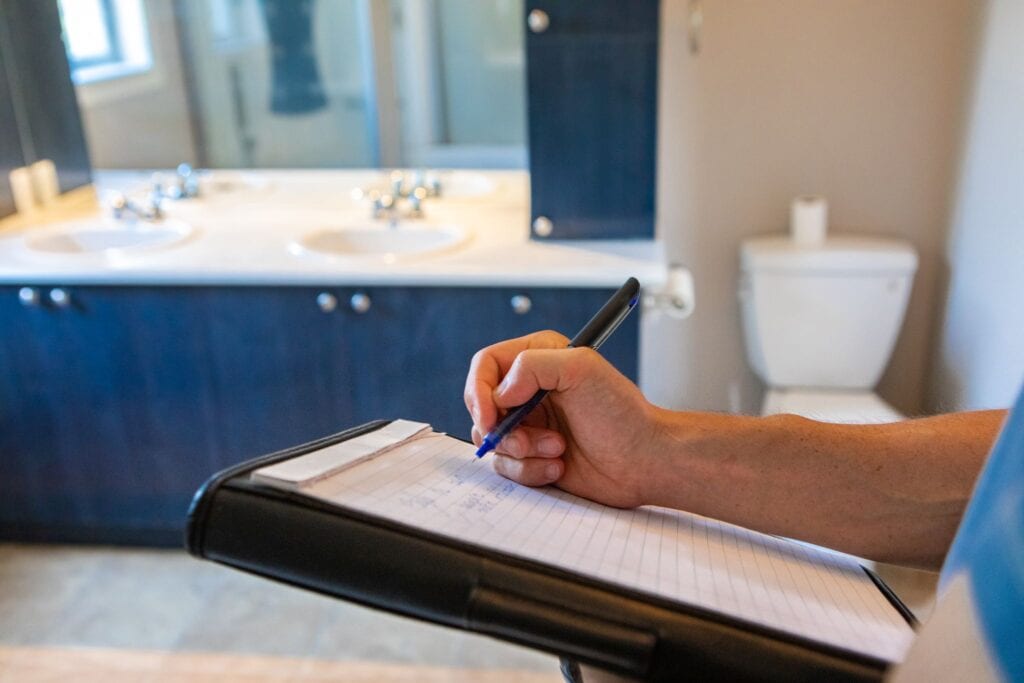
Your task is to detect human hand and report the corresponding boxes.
[464,330,662,508]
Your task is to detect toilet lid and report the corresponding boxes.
[741,235,918,274]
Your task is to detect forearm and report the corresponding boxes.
[642,408,1007,570]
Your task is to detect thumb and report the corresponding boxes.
[494,347,595,408]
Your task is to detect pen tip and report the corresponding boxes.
[475,440,494,458]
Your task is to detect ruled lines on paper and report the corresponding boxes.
[303,433,915,662]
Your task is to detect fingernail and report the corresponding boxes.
[538,436,561,455]
[545,463,560,481]
[496,376,510,395]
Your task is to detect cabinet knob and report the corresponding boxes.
[510,294,532,315]
[18,287,41,307]
[49,288,72,308]
[350,292,372,314]
[532,216,553,237]
[316,292,338,313]
[528,9,550,33]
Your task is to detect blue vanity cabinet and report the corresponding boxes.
[0,284,637,545]
[526,0,659,240]
[344,286,638,435]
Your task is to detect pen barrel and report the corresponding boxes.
[493,390,550,441]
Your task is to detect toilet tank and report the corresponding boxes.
[739,236,918,390]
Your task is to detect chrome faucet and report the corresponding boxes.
[410,169,442,198]
[358,170,435,224]
[109,192,162,222]
[152,163,200,201]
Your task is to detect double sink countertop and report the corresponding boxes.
[0,170,667,289]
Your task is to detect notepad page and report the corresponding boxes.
[301,433,915,662]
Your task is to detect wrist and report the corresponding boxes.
[638,408,777,512]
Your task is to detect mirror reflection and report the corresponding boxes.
[59,0,527,169]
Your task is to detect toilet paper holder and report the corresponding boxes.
[643,264,695,319]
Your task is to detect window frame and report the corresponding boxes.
[61,0,123,71]
[59,0,152,86]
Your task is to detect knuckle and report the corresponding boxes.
[493,455,515,480]
[506,352,528,376]
[469,348,488,369]
[538,329,569,347]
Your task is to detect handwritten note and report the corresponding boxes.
[299,431,915,662]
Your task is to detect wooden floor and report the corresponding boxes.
[0,544,561,682]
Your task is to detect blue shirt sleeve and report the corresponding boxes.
[940,386,1024,681]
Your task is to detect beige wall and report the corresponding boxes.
[646,0,978,414]
[77,0,197,168]
[931,0,1024,412]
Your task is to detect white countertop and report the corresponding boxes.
[0,170,667,289]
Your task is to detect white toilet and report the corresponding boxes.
[739,235,918,424]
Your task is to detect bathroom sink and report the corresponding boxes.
[23,219,195,256]
[290,224,468,262]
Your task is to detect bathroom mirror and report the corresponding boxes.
[59,0,527,170]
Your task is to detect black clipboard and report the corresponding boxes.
[186,421,915,682]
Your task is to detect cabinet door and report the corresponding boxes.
[195,287,356,461]
[345,287,638,437]
[0,286,202,542]
[0,286,345,543]
[526,0,659,240]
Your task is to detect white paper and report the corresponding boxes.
[291,431,914,662]
[251,420,431,488]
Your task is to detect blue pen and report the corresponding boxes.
[475,277,641,457]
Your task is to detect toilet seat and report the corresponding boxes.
[762,389,904,424]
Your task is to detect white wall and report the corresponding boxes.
[643,0,978,415]
[931,0,1024,412]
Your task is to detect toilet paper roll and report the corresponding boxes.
[790,195,828,245]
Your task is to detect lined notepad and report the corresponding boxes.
[259,428,915,662]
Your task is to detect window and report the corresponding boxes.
[60,0,121,70]
[58,0,152,84]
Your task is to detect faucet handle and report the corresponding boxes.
[389,170,406,197]
[407,191,424,218]
[109,191,162,222]
[176,163,200,198]
[109,192,130,220]
[372,192,396,219]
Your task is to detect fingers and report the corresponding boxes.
[464,331,569,433]
[475,422,565,488]
[494,425,565,459]
[493,347,599,408]
[472,424,565,456]
[493,454,564,487]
